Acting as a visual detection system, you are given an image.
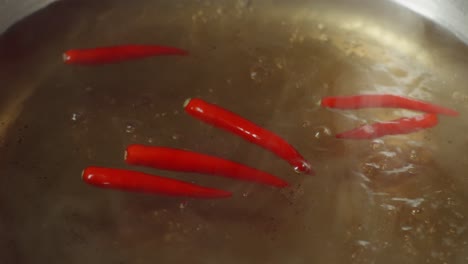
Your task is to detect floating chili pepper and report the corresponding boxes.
[125,144,289,187]
[183,98,313,175]
[321,94,459,116]
[335,113,438,140]
[63,44,188,65]
[82,166,231,199]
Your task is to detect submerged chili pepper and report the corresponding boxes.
[125,144,289,187]
[335,113,438,140]
[321,94,459,116]
[63,45,188,65]
[82,166,231,199]
[183,98,313,175]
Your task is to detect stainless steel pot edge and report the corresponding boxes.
[1,0,468,43]
[0,0,58,34]
[391,0,468,45]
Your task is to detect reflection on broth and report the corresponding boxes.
[0,0,468,263]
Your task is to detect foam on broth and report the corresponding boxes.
[1,0,468,263]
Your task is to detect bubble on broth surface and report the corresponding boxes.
[355,138,434,192]
[70,111,85,123]
[311,125,332,139]
[125,123,136,134]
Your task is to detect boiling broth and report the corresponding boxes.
[1,0,468,263]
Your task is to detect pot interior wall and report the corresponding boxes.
[1,0,468,263]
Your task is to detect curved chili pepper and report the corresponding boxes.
[321,94,459,116]
[183,98,313,175]
[336,113,438,139]
[63,45,188,65]
[82,166,231,199]
[125,144,289,187]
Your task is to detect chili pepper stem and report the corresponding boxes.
[183,98,191,108]
[62,53,70,62]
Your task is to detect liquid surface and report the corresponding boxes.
[1,0,468,263]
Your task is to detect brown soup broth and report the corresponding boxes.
[1,0,468,263]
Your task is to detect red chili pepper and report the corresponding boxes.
[63,45,188,65]
[183,98,313,175]
[82,166,231,199]
[125,144,289,187]
[321,94,459,116]
[335,113,438,139]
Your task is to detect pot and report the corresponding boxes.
[3,0,468,43]
[1,0,468,263]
